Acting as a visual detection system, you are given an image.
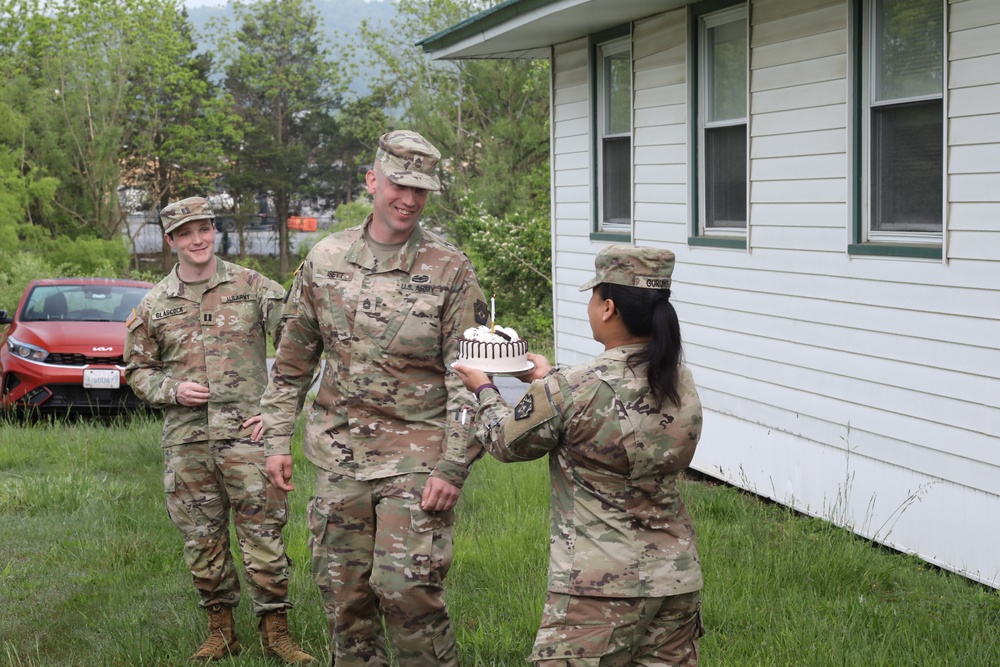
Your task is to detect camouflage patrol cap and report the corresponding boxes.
[160,196,215,235]
[579,244,675,291]
[375,130,441,191]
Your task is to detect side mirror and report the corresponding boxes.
[0,310,12,325]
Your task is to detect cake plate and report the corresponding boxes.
[451,360,536,377]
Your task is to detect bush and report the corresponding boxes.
[452,200,552,344]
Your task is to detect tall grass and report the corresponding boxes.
[1,417,998,666]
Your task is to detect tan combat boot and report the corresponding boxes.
[190,603,241,662]
[259,609,316,664]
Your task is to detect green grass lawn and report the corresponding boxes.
[1,415,998,666]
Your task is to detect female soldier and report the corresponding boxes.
[454,244,704,666]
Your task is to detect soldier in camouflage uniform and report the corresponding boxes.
[455,245,705,666]
[260,131,488,666]
[124,197,315,664]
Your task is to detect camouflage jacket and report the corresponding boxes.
[475,345,704,597]
[261,216,488,489]
[124,258,285,446]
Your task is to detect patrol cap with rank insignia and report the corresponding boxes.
[578,244,676,292]
[160,196,215,235]
[375,130,442,192]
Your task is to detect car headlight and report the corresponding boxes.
[6,335,49,362]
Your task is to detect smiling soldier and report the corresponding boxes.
[124,196,314,664]
[260,130,488,666]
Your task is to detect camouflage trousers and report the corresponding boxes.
[530,590,703,666]
[164,438,292,617]
[309,470,457,667]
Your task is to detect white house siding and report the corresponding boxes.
[549,0,1000,587]
[552,37,604,364]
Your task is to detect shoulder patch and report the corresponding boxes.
[474,299,488,325]
[503,381,556,444]
[126,310,143,332]
[514,394,534,420]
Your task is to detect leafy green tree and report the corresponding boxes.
[307,93,391,209]
[217,0,345,275]
[2,0,228,246]
[0,101,59,247]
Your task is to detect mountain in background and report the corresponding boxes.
[184,0,397,96]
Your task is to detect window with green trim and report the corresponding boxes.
[694,4,748,238]
[593,32,632,234]
[857,0,944,245]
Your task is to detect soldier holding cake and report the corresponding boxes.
[454,244,705,667]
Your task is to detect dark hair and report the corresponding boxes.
[598,282,682,407]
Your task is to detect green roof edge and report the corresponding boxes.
[416,0,560,52]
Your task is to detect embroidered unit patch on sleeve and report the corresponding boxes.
[503,381,557,444]
[514,394,534,420]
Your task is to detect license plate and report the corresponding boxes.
[84,369,120,389]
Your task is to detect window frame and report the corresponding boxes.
[590,24,632,241]
[850,0,946,259]
[689,0,749,250]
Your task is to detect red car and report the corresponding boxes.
[0,277,155,416]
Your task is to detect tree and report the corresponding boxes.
[2,0,232,253]
[307,93,391,210]
[218,0,345,275]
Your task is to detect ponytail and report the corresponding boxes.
[598,283,682,407]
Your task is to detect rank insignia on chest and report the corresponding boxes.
[363,298,372,310]
[203,313,213,324]
[514,394,534,420]
[474,299,488,325]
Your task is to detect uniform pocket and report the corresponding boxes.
[531,624,615,665]
[379,295,443,358]
[408,505,454,580]
[163,470,176,493]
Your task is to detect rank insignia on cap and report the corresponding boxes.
[514,394,534,420]
[474,299,488,325]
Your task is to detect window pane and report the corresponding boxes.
[606,52,631,135]
[705,124,747,228]
[603,136,631,223]
[707,19,747,122]
[875,0,943,101]
[872,100,942,232]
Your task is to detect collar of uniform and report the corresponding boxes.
[163,255,229,298]
[349,214,425,275]
[597,343,645,362]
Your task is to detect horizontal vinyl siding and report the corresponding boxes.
[632,9,688,249]
[948,0,1000,262]
[552,38,603,364]
[749,1,848,256]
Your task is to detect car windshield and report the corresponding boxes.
[21,284,148,323]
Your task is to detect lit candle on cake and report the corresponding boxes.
[490,295,495,333]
